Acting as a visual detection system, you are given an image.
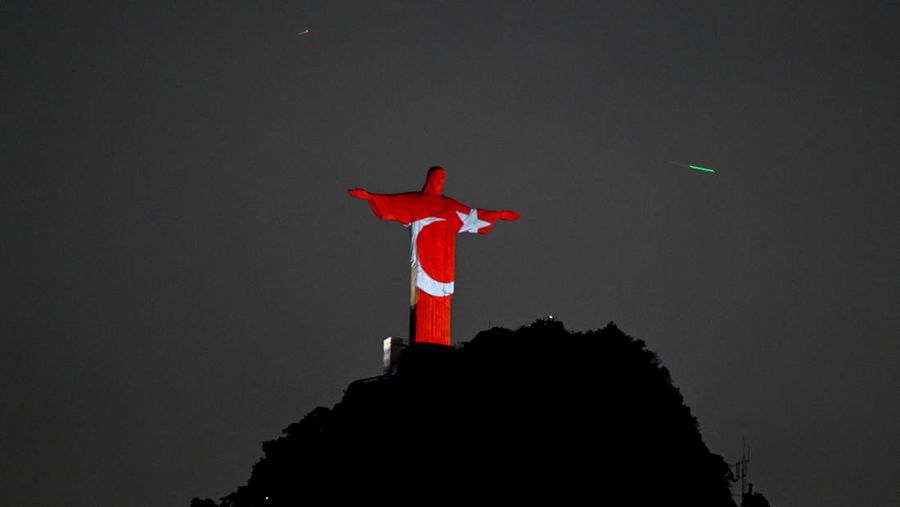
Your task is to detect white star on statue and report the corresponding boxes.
[456,208,491,234]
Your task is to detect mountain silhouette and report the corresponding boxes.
[194,319,738,506]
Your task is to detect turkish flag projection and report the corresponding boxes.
[349,167,520,346]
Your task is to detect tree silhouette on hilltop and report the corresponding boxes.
[194,319,737,506]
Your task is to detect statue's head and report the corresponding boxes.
[423,166,446,195]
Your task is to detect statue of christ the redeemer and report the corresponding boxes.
[348,166,520,346]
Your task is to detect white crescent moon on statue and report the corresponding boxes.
[410,217,455,297]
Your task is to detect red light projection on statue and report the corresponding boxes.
[348,167,520,346]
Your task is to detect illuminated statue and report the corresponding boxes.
[348,167,520,346]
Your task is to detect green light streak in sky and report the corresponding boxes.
[688,165,716,173]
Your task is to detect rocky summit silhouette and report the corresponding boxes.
[193,319,737,506]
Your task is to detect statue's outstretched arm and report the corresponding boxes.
[450,199,520,235]
[479,209,520,221]
[347,188,371,200]
[347,189,417,225]
[450,198,519,222]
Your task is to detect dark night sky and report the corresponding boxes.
[2,1,898,506]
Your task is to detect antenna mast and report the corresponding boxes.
[732,438,751,503]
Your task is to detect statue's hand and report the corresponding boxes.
[497,210,520,221]
[348,188,370,200]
